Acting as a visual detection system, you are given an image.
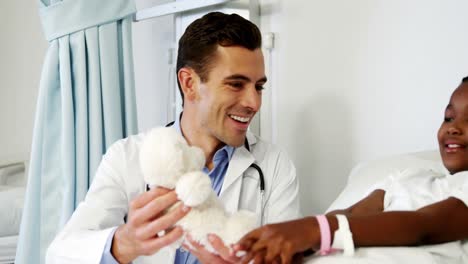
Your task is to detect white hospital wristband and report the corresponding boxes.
[331,214,355,256]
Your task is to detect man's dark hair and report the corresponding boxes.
[462,76,468,83]
[176,12,262,105]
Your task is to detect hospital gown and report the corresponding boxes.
[375,168,468,263]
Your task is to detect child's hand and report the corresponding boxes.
[234,217,320,264]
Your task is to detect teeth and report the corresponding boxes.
[230,115,250,123]
[448,144,461,148]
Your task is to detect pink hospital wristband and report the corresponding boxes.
[316,215,332,255]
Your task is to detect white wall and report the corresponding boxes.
[133,0,177,131]
[0,2,47,163]
[260,0,468,214]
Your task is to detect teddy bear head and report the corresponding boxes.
[139,127,205,189]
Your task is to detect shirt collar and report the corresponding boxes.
[216,144,235,161]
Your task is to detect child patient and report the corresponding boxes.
[234,77,468,263]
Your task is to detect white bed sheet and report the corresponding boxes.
[0,235,17,264]
[304,242,468,264]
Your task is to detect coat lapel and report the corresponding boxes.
[219,132,256,211]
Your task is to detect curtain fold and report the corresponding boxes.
[16,1,137,263]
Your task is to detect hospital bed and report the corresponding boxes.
[304,150,468,264]
[0,161,26,264]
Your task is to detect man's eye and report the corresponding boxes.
[256,85,265,91]
[444,117,454,122]
[228,82,243,89]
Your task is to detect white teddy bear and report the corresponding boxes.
[139,126,257,253]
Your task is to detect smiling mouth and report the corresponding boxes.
[445,144,466,153]
[229,114,250,124]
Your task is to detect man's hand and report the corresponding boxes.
[111,187,191,264]
[184,234,240,264]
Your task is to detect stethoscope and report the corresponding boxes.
[160,121,266,225]
[243,138,266,225]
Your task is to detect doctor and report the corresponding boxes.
[47,12,300,264]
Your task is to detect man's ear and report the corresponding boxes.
[178,67,199,103]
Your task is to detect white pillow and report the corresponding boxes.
[326,150,442,212]
[0,162,26,187]
[0,186,25,236]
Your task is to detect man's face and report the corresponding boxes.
[191,46,266,147]
[438,82,468,174]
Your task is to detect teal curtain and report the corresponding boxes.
[15,0,138,263]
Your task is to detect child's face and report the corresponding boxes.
[438,82,468,174]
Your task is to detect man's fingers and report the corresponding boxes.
[187,233,240,262]
[208,234,241,262]
[185,234,204,251]
[144,191,179,215]
[132,191,180,225]
[130,187,171,209]
[152,187,172,197]
[208,234,231,257]
[185,235,234,264]
[185,236,214,261]
[142,226,184,255]
[138,204,190,239]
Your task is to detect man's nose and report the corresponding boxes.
[240,85,262,112]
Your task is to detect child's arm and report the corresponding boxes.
[327,189,385,216]
[349,196,468,246]
[236,197,468,264]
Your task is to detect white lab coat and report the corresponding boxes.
[46,129,301,264]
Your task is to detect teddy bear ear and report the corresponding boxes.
[185,146,205,172]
